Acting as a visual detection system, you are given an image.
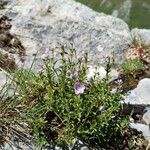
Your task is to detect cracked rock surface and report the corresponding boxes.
[1,0,130,70]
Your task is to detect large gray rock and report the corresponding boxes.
[1,0,130,70]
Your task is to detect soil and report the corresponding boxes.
[0,52,16,71]
[0,15,26,69]
[0,1,8,9]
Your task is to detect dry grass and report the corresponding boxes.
[0,80,32,149]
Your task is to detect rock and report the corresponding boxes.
[0,71,7,90]
[131,28,150,43]
[109,68,119,80]
[1,0,130,70]
[124,78,150,144]
[86,65,119,81]
[81,146,89,150]
[3,143,34,150]
[130,123,150,141]
[87,65,107,80]
[0,0,9,9]
[0,70,15,99]
[124,78,150,105]
[143,110,150,126]
[0,83,15,100]
[71,140,90,150]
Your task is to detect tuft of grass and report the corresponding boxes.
[130,35,150,50]
[121,58,145,74]
[0,67,35,149]
[0,82,32,149]
[128,35,150,65]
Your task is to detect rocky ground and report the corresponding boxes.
[0,0,150,149]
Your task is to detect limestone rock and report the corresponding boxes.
[124,78,150,104]
[1,0,130,70]
[143,110,150,125]
[131,28,150,43]
[130,123,150,141]
[0,71,7,90]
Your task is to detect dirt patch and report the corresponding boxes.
[0,52,16,71]
[111,69,150,93]
[0,15,26,62]
[0,1,8,9]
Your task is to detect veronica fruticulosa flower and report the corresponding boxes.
[74,82,85,95]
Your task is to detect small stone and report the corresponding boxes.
[0,71,7,90]
[81,146,89,150]
[87,65,106,80]
[124,78,150,105]
[130,123,150,141]
[143,110,150,125]
[109,69,119,81]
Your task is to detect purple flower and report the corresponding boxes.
[74,82,85,95]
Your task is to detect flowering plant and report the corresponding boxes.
[12,47,128,149]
